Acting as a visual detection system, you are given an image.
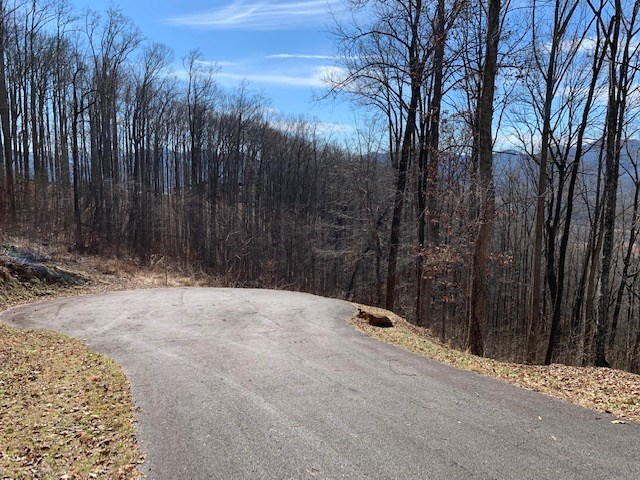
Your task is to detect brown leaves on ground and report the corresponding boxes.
[0,239,216,479]
[1,238,220,312]
[352,303,640,424]
[0,324,142,479]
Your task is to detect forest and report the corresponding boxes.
[0,0,640,373]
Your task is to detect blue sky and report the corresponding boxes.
[76,0,356,140]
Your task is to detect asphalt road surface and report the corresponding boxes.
[2,288,639,479]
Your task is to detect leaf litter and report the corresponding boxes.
[352,303,640,424]
[0,324,142,479]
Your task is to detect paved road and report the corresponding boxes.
[2,288,639,479]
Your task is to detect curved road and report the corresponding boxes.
[1,288,639,479]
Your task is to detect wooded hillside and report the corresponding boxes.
[1,0,640,373]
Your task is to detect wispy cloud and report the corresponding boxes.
[194,59,238,68]
[265,53,339,60]
[216,65,346,88]
[165,1,343,30]
[218,72,323,87]
[270,119,354,136]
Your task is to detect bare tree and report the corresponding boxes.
[0,0,15,225]
[467,0,502,356]
[594,0,640,367]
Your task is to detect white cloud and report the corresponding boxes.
[313,121,354,135]
[316,65,347,84]
[165,0,344,30]
[217,65,346,88]
[217,72,323,87]
[265,53,339,60]
[194,59,237,68]
[270,119,353,135]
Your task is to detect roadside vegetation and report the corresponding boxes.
[2,238,639,478]
[0,239,216,479]
[2,0,640,374]
[353,304,640,424]
[0,325,141,478]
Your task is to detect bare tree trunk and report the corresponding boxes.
[417,0,448,326]
[595,0,639,367]
[71,78,84,250]
[0,0,15,225]
[467,0,501,356]
[609,175,639,350]
[528,0,579,363]
[385,0,425,311]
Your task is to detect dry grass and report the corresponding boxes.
[0,239,222,478]
[0,325,142,479]
[0,252,144,479]
[79,255,217,291]
[0,240,204,480]
[1,238,220,311]
[4,237,637,479]
[352,303,640,424]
